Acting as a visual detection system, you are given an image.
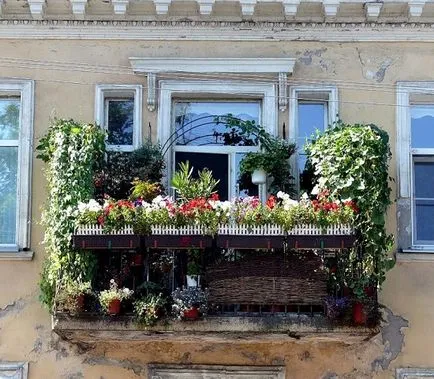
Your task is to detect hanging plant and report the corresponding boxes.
[37,118,105,310]
[306,120,394,299]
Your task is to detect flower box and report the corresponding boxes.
[72,225,141,250]
[144,225,213,249]
[72,223,355,250]
[286,224,355,249]
[216,224,285,249]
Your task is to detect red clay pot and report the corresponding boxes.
[131,254,143,266]
[75,294,85,312]
[183,307,199,320]
[352,302,366,325]
[108,299,121,315]
[364,286,376,298]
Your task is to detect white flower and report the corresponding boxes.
[311,185,319,195]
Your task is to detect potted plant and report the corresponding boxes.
[171,287,209,320]
[55,280,92,314]
[186,249,201,287]
[239,132,296,195]
[134,293,167,326]
[98,279,134,316]
[324,296,350,321]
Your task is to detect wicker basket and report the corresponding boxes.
[206,252,327,305]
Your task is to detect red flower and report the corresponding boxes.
[266,195,276,209]
[210,193,219,201]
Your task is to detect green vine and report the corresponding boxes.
[37,119,105,310]
[306,120,395,298]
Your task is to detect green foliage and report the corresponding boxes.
[129,180,161,202]
[306,120,394,297]
[55,280,91,313]
[171,161,219,201]
[187,249,202,276]
[134,293,167,326]
[98,279,134,313]
[36,118,105,310]
[96,141,165,200]
[217,116,296,195]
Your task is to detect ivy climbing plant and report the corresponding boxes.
[306,120,395,298]
[37,119,105,310]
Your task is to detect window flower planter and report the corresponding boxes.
[72,225,140,250]
[72,224,355,250]
[216,224,285,249]
[144,225,213,249]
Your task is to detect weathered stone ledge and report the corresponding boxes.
[52,313,378,344]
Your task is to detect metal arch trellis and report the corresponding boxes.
[160,114,260,156]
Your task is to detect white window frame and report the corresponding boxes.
[148,364,285,379]
[397,82,434,251]
[0,362,29,379]
[158,81,277,201]
[0,80,34,253]
[288,85,338,194]
[95,84,142,152]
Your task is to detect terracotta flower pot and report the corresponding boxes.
[183,307,199,320]
[352,302,366,325]
[108,299,121,315]
[75,294,85,312]
[131,254,143,266]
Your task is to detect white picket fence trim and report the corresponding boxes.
[75,224,134,235]
[76,223,353,236]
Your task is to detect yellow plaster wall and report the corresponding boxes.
[0,39,430,378]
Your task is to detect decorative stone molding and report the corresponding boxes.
[2,20,434,41]
[0,362,29,379]
[70,0,88,16]
[147,72,156,112]
[27,0,46,19]
[282,0,300,16]
[278,72,288,112]
[154,0,172,14]
[240,0,257,16]
[323,0,340,17]
[197,0,215,15]
[130,57,296,74]
[408,0,426,17]
[112,0,129,15]
[365,2,383,19]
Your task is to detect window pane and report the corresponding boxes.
[411,106,434,148]
[414,160,434,198]
[298,102,326,194]
[174,102,260,146]
[236,153,259,198]
[415,199,434,242]
[0,147,18,245]
[175,152,229,200]
[107,99,134,145]
[0,99,20,141]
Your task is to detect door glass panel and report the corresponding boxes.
[107,99,134,145]
[175,152,229,200]
[411,106,434,148]
[235,152,258,198]
[0,99,20,141]
[298,102,326,194]
[0,147,18,245]
[174,102,260,146]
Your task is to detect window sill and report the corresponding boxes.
[52,313,377,345]
[397,250,434,262]
[0,251,34,261]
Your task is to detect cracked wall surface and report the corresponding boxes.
[0,39,432,378]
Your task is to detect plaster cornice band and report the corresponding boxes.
[129,57,296,74]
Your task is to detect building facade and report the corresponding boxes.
[1,0,434,378]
